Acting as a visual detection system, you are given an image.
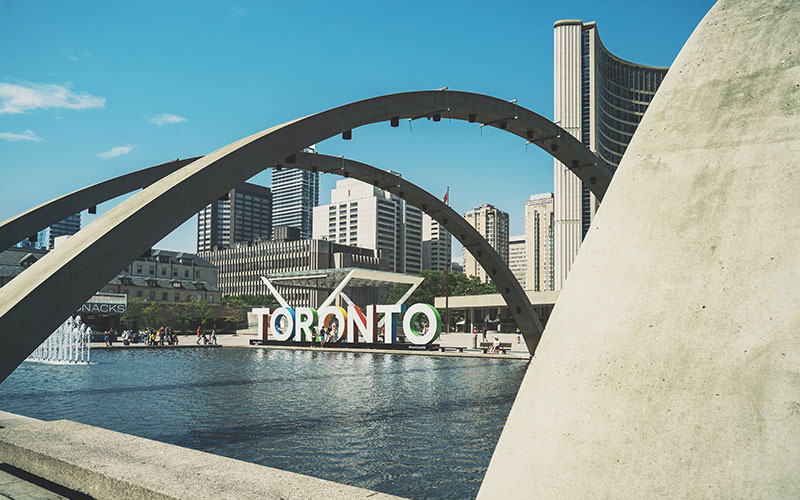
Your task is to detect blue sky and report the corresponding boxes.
[0,0,714,257]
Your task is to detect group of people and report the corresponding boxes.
[118,327,179,346]
[312,323,339,347]
[195,327,218,345]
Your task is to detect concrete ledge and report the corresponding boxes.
[0,416,405,500]
[0,410,43,429]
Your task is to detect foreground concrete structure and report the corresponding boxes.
[479,0,800,497]
[0,91,609,383]
[0,412,402,500]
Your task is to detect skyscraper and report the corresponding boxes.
[553,20,668,289]
[525,193,555,292]
[508,235,527,290]
[32,213,81,250]
[422,214,451,272]
[197,182,272,252]
[462,203,509,283]
[271,168,319,240]
[312,177,422,274]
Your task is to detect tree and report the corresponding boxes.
[236,294,279,308]
[120,297,145,330]
[194,300,213,329]
[141,301,165,328]
[222,295,248,330]
[385,270,498,307]
[170,302,193,333]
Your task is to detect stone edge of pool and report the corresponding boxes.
[0,410,407,500]
[89,334,532,360]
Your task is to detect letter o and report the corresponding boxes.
[402,304,441,344]
[270,307,295,341]
[317,306,347,342]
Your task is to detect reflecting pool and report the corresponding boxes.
[0,347,527,499]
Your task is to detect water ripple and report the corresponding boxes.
[0,348,527,499]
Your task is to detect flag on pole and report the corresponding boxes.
[443,187,449,205]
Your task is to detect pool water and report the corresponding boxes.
[0,347,527,499]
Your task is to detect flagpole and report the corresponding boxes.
[445,186,450,336]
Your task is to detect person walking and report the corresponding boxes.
[515,327,521,344]
[210,328,217,345]
[196,326,201,345]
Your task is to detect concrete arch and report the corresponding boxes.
[0,158,200,253]
[0,90,608,382]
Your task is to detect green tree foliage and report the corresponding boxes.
[194,300,213,328]
[141,301,165,328]
[169,302,193,333]
[120,297,145,329]
[385,270,497,307]
[221,295,248,329]
[234,294,279,308]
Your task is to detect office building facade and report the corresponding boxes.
[200,238,382,306]
[271,168,319,240]
[197,182,272,252]
[525,193,555,292]
[508,235,527,290]
[553,20,668,288]
[462,203,509,283]
[312,178,422,274]
[422,214,451,272]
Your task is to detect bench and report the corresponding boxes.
[438,346,465,353]
[480,342,512,354]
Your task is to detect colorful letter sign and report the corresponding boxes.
[251,302,441,345]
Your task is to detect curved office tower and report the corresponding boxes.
[553,20,668,289]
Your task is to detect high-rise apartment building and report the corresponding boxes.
[32,213,81,250]
[312,178,422,274]
[197,182,272,252]
[271,167,319,240]
[553,20,668,289]
[463,203,509,283]
[422,214,451,272]
[525,193,555,291]
[508,235,527,290]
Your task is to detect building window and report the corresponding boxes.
[162,292,168,301]
[136,291,143,298]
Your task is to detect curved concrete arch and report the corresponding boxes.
[0,90,605,382]
[0,158,201,252]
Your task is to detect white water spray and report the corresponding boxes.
[26,316,91,365]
